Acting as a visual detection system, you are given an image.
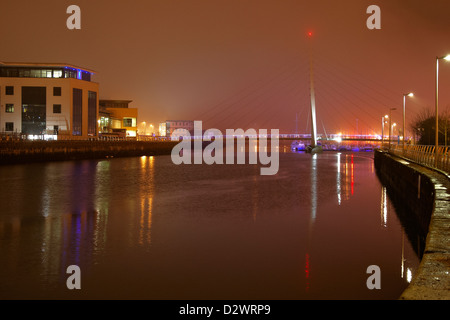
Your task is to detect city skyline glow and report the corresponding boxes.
[1,0,450,136]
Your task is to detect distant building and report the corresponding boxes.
[158,122,166,137]
[164,120,194,137]
[99,99,138,138]
[0,61,99,139]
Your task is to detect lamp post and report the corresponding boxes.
[435,54,450,166]
[388,108,396,150]
[402,93,413,152]
[381,115,388,146]
[392,123,397,145]
[149,124,154,136]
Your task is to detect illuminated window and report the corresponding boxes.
[30,69,40,77]
[126,130,136,137]
[53,70,63,78]
[123,118,133,127]
[19,69,30,77]
[5,86,14,95]
[100,116,110,127]
[5,104,14,113]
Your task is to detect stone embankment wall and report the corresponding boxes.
[0,140,178,165]
[374,150,450,300]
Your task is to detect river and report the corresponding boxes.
[0,147,420,299]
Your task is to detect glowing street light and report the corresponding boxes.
[435,54,450,166]
[391,123,398,145]
[141,121,147,136]
[402,92,414,151]
[388,108,396,150]
[381,115,388,144]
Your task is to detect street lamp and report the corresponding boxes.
[388,108,396,150]
[142,121,147,136]
[381,115,388,145]
[392,123,397,144]
[402,92,414,151]
[435,54,450,166]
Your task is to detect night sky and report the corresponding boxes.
[1,0,450,135]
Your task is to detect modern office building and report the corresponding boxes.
[99,100,138,138]
[0,61,99,139]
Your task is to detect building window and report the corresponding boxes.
[88,91,97,136]
[54,125,59,135]
[53,87,62,96]
[19,69,30,77]
[22,86,46,135]
[5,86,14,95]
[5,104,14,113]
[81,72,91,81]
[5,122,14,132]
[53,70,63,78]
[72,88,82,136]
[53,104,61,114]
[123,118,133,127]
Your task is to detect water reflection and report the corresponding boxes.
[252,175,258,222]
[0,152,422,299]
[306,153,317,293]
[381,186,388,227]
[380,185,415,284]
[336,153,341,205]
[138,156,154,246]
[310,153,317,221]
[335,153,356,205]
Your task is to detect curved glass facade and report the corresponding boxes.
[0,66,91,81]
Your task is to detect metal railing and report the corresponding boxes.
[387,144,450,173]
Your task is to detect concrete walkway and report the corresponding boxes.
[381,152,450,300]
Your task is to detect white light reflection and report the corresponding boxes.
[380,186,387,228]
[401,229,414,283]
[306,153,318,293]
[401,230,405,278]
[40,165,53,218]
[311,153,318,221]
[406,268,413,283]
[94,160,111,254]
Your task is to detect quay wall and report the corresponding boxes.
[0,140,179,165]
[374,150,450,300]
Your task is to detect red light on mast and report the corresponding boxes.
[307,31,313,37]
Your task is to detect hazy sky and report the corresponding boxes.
[1,0,450,135]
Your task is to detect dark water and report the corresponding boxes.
[0,148,420,300]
